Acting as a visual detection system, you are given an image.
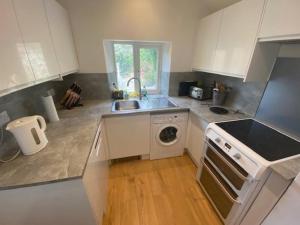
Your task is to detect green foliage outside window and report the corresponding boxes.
[114,43,159,92]
[140,48,158,89]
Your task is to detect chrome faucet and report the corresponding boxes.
[127,77,142,100]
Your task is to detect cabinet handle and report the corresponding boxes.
[96,137,103,157]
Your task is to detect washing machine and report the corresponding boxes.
[150,112,188,160]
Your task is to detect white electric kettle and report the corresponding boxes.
[6,115,48,155]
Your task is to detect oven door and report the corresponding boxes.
[205,140,249,190]
[199,158,241,219]
[198,139,253,223]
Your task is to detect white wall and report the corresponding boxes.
[201,0,241,12]
[57,0,211,73]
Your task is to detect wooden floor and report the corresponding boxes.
[103,154,222,225]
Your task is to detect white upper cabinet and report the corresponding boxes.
[213,0,265,77]
[192,11,222,72]
[192,0,266,80]
[13,0,60,80]
[259,0,300,41]
[45,0,79,75]
[0,0,35,91]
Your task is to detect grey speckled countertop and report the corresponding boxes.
[0,100,113,190]
[169,97,249,123]
[0,96,297,190]
[270,158,300,180]
[0,98,188,190]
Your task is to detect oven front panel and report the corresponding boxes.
[197,124,272,225]
[197,136,257,224]
[200,158,237,219]
[205,127,259,177]
[206,140,249,190]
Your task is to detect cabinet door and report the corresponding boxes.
[262,173,300,225]
[84,121,109,225]
[13,0,60,80]
[192,11,222,72]
[213,0,265,77]
[44,0,79,75]
[259,0,300,40]
[0,0,35,91]
[105,114,150,159]
[187,113,207,166]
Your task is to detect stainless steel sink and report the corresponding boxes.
[113,100,140,111]
[112,98,178,112]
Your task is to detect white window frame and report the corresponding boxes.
[112,41,163,94]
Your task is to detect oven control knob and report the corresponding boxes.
[215,138,221,143]
[233,153,241,160]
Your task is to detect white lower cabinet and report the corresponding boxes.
[83,120,109,225]
[262,173,300,225]
[241,171,291,225]
[105,114,150,160]
[0,180,98,225]
[186,113,207,166]
[0,120,109,225]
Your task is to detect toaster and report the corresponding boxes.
[178,81,198,96]
[189,86,212,100]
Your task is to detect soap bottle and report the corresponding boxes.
[141,86,148,98]
[123,89,129,100]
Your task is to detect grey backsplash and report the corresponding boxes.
[0,73,109,157]
[0,80,66,157]
[168,72,202,96]
[168,71,267,116]
[0,73,111,122]
[63,73,111,99]
[0,81,65,123]
[198,72,267,116]
[0,71,266,156]
[0,70,266,125]
[255,58,300,139]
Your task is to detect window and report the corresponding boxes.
[113,42,162,94]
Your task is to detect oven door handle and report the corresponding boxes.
[205,141,249,182]
[201,159,241,204]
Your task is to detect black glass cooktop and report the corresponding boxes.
[216,119,300,161]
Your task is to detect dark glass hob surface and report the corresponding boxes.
[216,119,300,161]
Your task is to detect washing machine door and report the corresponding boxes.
[156,124,181,146]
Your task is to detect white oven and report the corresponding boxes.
[197,124,270,225]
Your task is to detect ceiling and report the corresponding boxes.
[201,0,241,12]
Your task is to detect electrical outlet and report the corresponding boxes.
[0,111,10,127]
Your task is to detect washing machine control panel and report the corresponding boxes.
[151,113,188,124]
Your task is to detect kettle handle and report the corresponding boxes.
[36,116,46,132]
